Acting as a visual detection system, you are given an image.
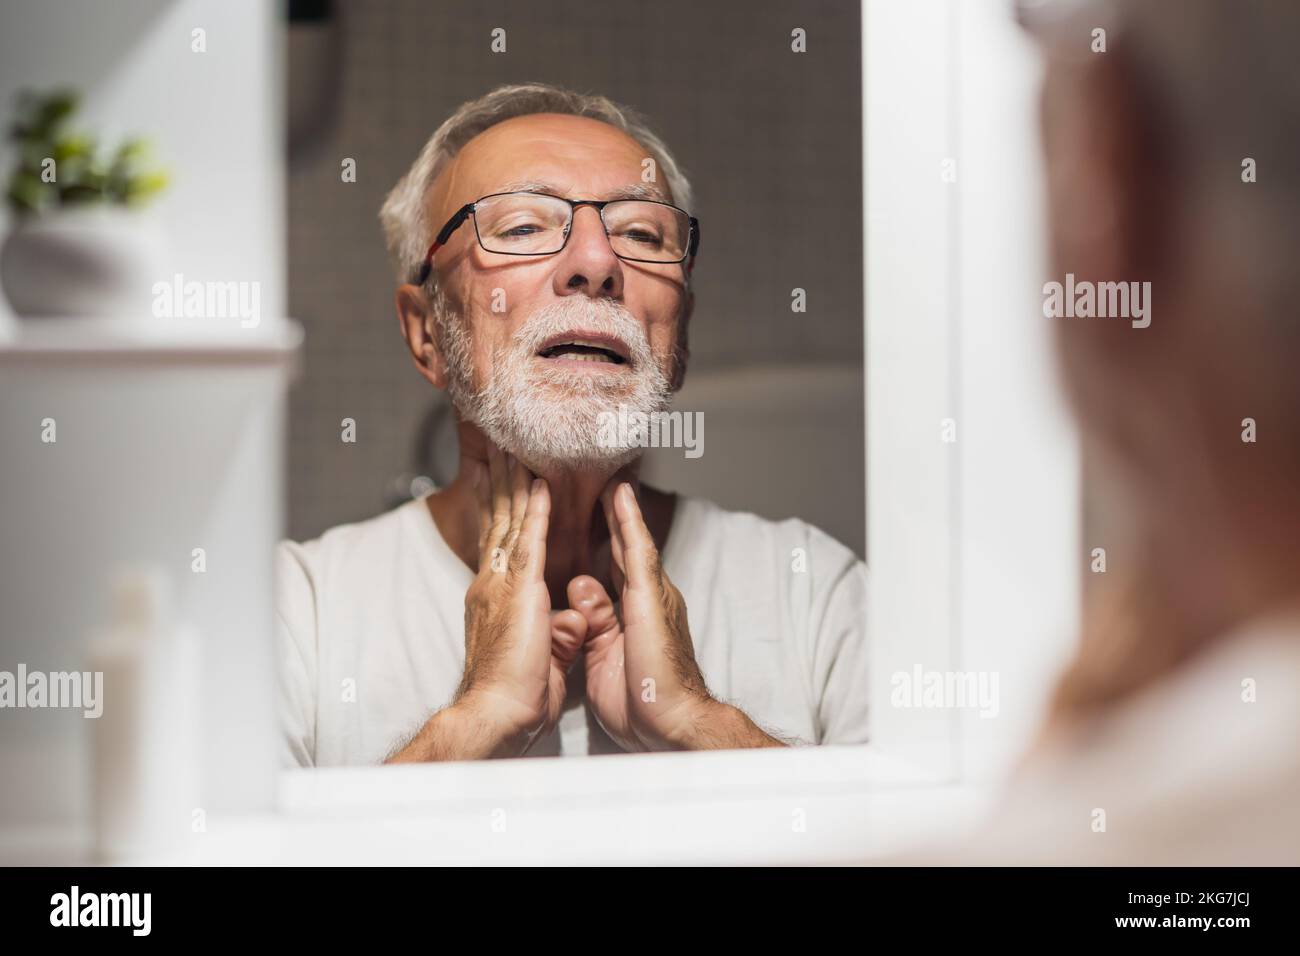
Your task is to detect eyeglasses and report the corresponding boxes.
[416,191,700,285]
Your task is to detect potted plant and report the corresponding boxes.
[1,89,168,317]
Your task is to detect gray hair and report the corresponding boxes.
[1024,0,1300,238]
[379,82,695,285]
[1072,2,1300,359]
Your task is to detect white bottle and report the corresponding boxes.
[88,568,201,863]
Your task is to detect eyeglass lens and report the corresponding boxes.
[472,193,689,262]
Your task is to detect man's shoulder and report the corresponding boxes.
[276,497,427,581]
[673,494,863,574]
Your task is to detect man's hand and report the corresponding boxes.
[388,445,586,761]
[573,481,786,752]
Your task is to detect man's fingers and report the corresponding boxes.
[486,441,505,499]
[515,478,550,579]
[567,574,619,635]
[484,443,512,555]
[600,483,627,593]
[550,608,588,667]
[472,460,493,568]
[613,482,660,593]
[506,453,532,545]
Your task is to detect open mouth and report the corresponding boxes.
[535,334,630,366]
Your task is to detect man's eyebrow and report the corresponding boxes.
[492,179,671,203]
[605,182,670,202]
[494,179,562,196]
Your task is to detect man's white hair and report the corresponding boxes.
[378,82,695,286]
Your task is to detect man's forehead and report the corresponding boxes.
[428,113,671,219]
[491,178,670,202]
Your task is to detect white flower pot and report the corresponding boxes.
[0,209,162,318]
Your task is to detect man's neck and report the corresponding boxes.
[1134,460,1300,656]
[425,422,676,606]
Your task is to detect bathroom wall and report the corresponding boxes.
[0,0,287,835]
[0,0,284,325]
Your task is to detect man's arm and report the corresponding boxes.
[576,481,792,752]
[664,698,790,750]
[385,447,574,763]
[384,694,532,762]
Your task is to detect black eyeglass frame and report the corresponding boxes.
[415,191,700,285]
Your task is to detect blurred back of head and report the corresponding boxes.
[1022,0,1300,722]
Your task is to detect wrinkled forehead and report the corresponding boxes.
[425,113,673,228]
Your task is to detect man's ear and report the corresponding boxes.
[1042,50,1169,473]
[396,283,447,389]
[670,288,694,393]
[1041,55,1144,297]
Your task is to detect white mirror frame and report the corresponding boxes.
[866,0,1080,784]
[267,0,1083,864]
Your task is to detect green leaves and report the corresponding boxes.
[6,169,51,213]
[9,88,78,142]
[5,89,168,216]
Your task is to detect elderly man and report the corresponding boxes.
[891,0,1300,866]
[276,83,869,765]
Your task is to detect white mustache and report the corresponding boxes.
[462,295,675,471]
[510,298,655,367]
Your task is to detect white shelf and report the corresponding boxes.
[0,316,302,366]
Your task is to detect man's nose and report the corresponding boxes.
[552,205,624,299]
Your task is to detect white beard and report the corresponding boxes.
[434,292,674,472]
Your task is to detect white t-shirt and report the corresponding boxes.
[900,611,1300,865]
[275,493,870,766]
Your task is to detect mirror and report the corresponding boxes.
[280,0,869,766]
